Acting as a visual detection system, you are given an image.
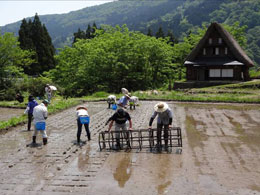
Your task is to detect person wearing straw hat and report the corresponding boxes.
[118,93,131,109]
[148,102,173,152]
[32,99,49,145]
[76,106,91,145]
[45,84,52,103]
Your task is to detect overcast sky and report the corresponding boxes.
[0,1,115,26]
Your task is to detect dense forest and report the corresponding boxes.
[1,0,259,67]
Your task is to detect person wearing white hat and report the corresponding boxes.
[148,102,173,152]
[45,84,52,103]
[107,95,116,109]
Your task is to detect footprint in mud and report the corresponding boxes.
[26,143,42,148]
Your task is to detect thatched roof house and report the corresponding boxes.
[184,22,254,81]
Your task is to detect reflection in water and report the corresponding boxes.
[155,155,172,195]
[157,181,171,195]
[113,154,132,188]
[78,151,89,172]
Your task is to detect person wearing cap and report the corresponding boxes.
[24,95,38,131]
[106,108,132,150]
[148,102,173,152]
[76,106,91,145]
[32,99,49,145]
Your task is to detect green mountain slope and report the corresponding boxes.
[1,0,259,66]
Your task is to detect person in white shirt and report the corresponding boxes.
[107,95,116,109]
[76,106,91,144]
[45,84,52,103]
[32,99,49,145]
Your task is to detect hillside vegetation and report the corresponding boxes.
[1,0,259,67]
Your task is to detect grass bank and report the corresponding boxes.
[0,97,81,131]
[1,80,259,131]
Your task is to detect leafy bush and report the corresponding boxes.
[26,76,53,98]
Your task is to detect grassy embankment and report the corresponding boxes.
[0,80,259,130]
[133,80,260,103]
[0,97,81,130]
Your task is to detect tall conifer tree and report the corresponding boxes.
[156,26,165,39]
[147,28,153,37]
[18,13,55,75]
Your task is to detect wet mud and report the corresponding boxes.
[0,107,24,121]
[0,101,260,195]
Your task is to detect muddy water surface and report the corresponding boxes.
[0,101,260,195]
[0,107,25,121]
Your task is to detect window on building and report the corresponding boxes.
[218,38,222,44]
[215,47,219,55]
[222,69,233,77]
[225,47,228,55]
[203,48,206,55]
[209,69,221,77]
[209,38,212,44]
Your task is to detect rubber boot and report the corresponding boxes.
[32,136,36,144]
[77,136,81,144]
[43,138,48,145]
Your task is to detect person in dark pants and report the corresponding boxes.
[106,108,132,150]
[24,95,38,131]
[76,106,91,145]
[148,102,173,152]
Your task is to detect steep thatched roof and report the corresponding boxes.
[184,22,254,67]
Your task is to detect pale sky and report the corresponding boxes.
[0,1,115,26]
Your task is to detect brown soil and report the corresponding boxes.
[0,101,259,195]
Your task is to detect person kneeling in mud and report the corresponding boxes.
[106,108,132,150]
[76,106,91,145]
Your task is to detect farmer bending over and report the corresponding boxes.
[148,102,173,152]
[106,108,132,150]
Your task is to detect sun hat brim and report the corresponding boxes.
[154,102,168,112]
[76,106,87,110]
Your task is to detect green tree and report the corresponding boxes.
[156,26,165,39]
[18,13,56,75]
[166,30,178,46]
[73,28,86,44]
[0,32,34,99]
[147,27,153,37]
[50,25,174,96]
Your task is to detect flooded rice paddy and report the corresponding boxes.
[0,107,24,121]
[0,101,259,195]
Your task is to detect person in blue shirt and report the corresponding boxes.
[117,93,131,109]
[24,95,38,131]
